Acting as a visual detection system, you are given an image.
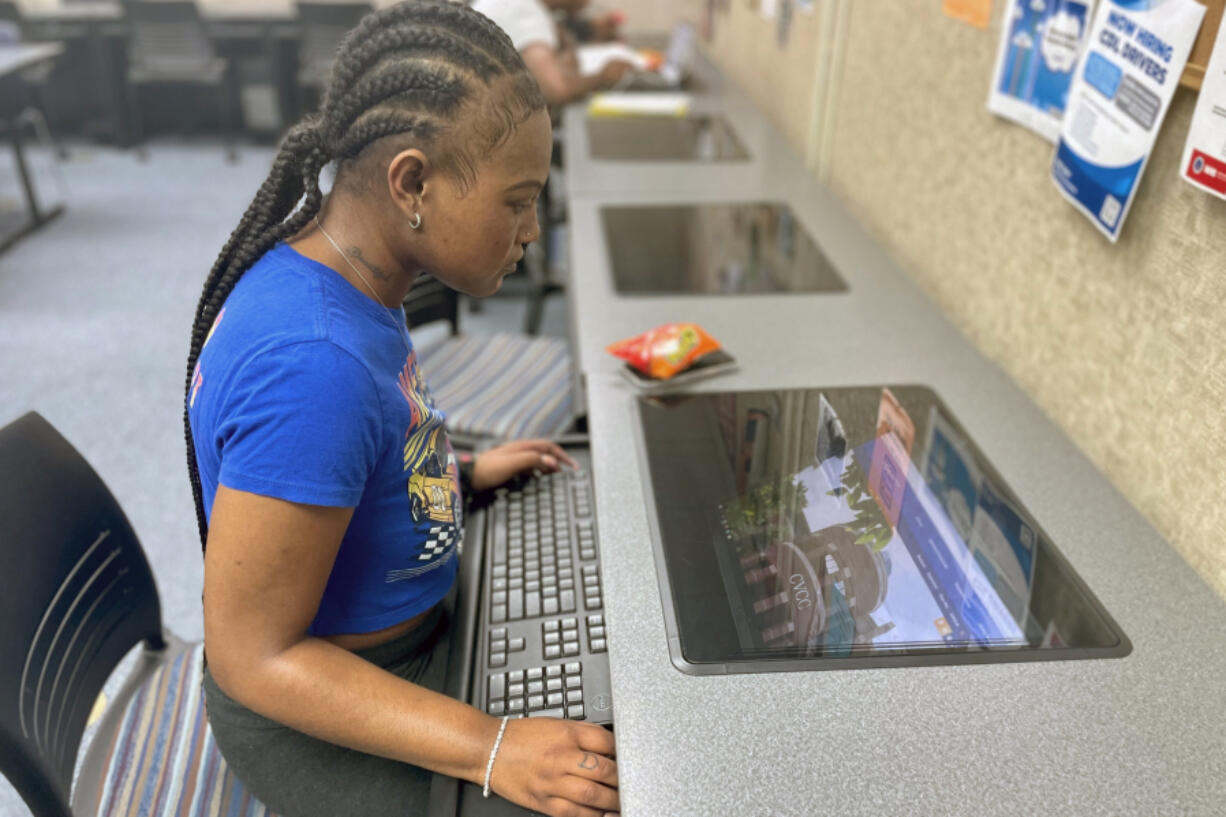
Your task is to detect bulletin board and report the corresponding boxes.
[1183,0,1225,89]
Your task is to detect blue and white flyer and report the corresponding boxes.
[1180,15,1226,200]
[1051,0,1205,242]
[989,0,1096,142]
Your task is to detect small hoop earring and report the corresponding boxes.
[409,212,422,230]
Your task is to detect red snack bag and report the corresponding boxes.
[606,323,723,380]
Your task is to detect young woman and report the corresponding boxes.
[183,3,618,815]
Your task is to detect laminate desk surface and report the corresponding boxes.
[563,46,1226,817]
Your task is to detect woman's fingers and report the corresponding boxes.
[502,439,581,471]
[551,773,621,813]
[571,749,618,787]
[573,722,616,757]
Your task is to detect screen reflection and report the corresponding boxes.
[638,386,1129,669]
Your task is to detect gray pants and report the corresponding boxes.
[202,606,450,817]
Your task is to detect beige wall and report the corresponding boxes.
[605,0,704,37]
[706,0,1226,600]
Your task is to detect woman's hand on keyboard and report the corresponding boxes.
[472,440,580,492]
[490,716,619,817]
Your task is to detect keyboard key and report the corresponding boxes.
[491,605,507,623]
[543,598,559,615]
[538,708,565,719]
[509,670,524,683]
[527,667,543,681]
[489,652,506,668]
[562,617,578,630]
[508,698,524,714]
[544,632,560,645]
[546,665,562,678]
[492,591,507,606]
[509,592,523,620]
[590,638,606,652]
[566,689,583,704]
[560,590,576,612]
[588,614,604,626]
[528,695,545,711]
[525,595,541,617]
[547,692,564,707]
[563,643,580,657]
[489,700,506,716]
[509,637,525,652]
[565,675,582,689]
[489,674,506,700]
[546,678,562,693]
[528,680,544,695]
[589,626,605,639]
[564,662,582,676]
[509,683,524,698]
[543,619,560,632]
[567,704,585,720]
[545,644,561,659]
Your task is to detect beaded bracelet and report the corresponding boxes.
[483,715,511,798]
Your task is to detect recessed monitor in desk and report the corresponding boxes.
[602,202,847,295]
[587,114,746,161]
[636,386,1131,674]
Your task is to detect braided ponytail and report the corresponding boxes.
[184,0,545,550]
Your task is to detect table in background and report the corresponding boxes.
[0,41,64,254]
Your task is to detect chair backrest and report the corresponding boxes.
[295,1,370,77]
[403,274,460,337]
[0,412,163,817]
[123,0,216,70]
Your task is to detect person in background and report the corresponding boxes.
[471,0,632,104]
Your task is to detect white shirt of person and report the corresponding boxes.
[470,0,559,53]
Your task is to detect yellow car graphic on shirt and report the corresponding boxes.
[408,472,456,525]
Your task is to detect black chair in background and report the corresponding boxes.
[292,1,370,119]
[122,0,241,161]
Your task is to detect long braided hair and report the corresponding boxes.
[183,0,547,549]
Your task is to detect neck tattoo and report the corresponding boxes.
[313,216,413,358]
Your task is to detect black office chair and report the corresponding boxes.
[293,1,370,119]
[403,276,579,445]
[0,412,273,817]
[122,0,241,162]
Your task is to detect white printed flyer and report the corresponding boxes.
[1051,0,1206,242]
[989,0,1096,142]
[1180,17,1226,199]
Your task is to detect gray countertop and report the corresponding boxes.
[562,52,1226,817]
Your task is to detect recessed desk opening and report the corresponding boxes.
[586,114,746,161]
[601,202,848,295]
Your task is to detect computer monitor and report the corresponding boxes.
[636,385,1131,674]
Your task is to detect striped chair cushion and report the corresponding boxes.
[97,643,276,817]
[417,333,576,440]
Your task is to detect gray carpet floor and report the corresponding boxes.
[0,140,569,817]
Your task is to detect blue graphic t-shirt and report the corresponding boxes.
[189,242,462,636]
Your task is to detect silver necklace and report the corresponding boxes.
[313,215,413,357]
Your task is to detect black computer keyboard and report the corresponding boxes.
[472,450,613,725]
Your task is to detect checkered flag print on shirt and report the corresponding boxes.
[419,525,457,560]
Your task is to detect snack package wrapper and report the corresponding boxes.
[606,323,722,380]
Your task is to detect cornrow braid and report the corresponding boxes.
[184,0,546,550]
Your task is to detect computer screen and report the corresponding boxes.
[637,386,1130,673]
